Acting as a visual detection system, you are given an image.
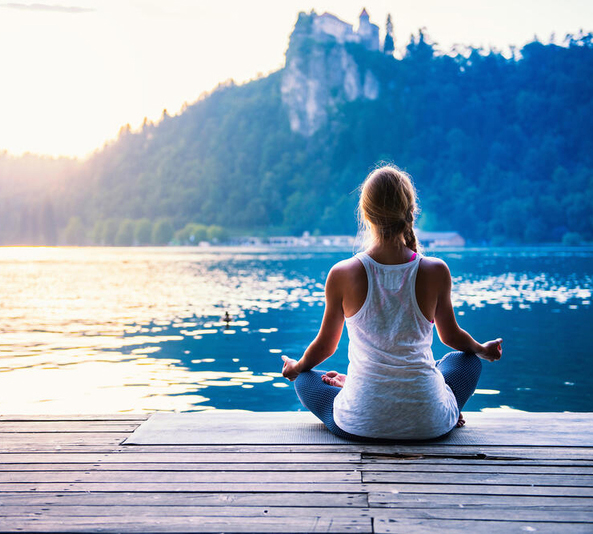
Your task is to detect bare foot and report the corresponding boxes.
[322,371,346,388]
[456,413,465,428]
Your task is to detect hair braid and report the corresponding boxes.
[404,225,418,253]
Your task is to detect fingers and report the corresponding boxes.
[321,375,339,386]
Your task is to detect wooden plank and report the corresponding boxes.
[0,452,362,463]
[0,505,373,518]
[0,423,140,433]
[3,482,593,496]
[0,445,127,453]
[0,516,372,533]
[362,483,593,497]
[360,464,593,475]
[0,432,130,442]
[0,454,588,467]
[1,462,591,476]
[118,445,593,460]
[374,518,592,534]
[0,462,365,472]
[363,457,593,466]
[4,504,592,521]
[3,443,592,461]
[368,491,593,508]
[363,471,593,487]
[357,446,593,460]
[0,415,148,421]
[3,505,592,522]
[369,507,593,522]
[0,482,367,493]
[0,470,361,483]
[3,443,593,458]
[0,491,368,507]
[0,431,129,450]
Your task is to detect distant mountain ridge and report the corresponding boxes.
[1,10,592,245]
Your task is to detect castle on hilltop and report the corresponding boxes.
[281,8,393,137]
[293,8,391,53]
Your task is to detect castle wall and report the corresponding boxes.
[313,14,356,43]
[357,18,380,51]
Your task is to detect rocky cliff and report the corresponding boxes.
[280,11,381,136]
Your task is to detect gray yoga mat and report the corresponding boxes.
[124,411,593,446]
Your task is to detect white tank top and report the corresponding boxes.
[333,252,459,439]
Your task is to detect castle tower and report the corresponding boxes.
[360,8,370,23]
[357,8,380,51]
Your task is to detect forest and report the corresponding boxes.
[1,29,592,246]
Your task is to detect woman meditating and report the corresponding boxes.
[281,165,502,440]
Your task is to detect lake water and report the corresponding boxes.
[1,246,592,414]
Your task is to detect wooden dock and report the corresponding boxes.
[0,412,592,533]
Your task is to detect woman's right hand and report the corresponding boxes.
[478,338,503,362]
[281,355,301,381]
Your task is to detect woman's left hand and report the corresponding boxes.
[321,370,346,388]
[281,355,301,381]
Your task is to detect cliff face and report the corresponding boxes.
[280,12,381,137]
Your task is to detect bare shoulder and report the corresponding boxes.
[327,256,367,316]
[418,255,451,283]
[326,256,366,289]
[329,256,365,278]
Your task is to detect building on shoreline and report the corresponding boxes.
[234,231,464,248]
[416,230,465,247]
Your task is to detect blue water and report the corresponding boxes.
[0,246,591,413]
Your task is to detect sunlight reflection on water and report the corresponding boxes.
[0,246,591,413]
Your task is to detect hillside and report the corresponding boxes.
[1,11,593,245]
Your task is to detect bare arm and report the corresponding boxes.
[282,266,345,380]
[434,261,502,362]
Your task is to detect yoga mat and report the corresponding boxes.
[124,411,593,446]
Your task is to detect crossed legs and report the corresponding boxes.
[293,351,482,438]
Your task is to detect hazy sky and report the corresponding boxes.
[1,0,592,158]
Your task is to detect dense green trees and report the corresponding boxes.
[64,216,84,245]
[384,15,395,55]
[115,219,135,246]
[151,219,174,245]
[1,31,592,245]
[134,219,152,245]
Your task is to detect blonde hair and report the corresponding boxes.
[358,165,421,252]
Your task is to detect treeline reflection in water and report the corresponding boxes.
[0,246,591,414]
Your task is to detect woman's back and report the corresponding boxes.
[282,164,502,441]
[332,251,459,440]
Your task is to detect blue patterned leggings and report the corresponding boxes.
[293,351,483,440]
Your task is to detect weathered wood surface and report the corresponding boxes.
[0,413,591,534]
